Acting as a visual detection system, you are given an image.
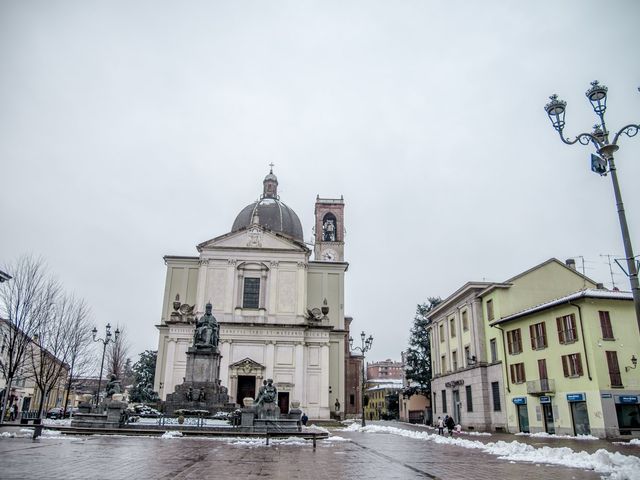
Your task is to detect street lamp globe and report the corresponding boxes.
[585,80,608,115]
[544,94,567,132]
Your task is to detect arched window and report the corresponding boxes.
[322,213,338,242]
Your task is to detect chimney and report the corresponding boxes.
[565,258,576,270]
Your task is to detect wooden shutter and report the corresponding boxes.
[541,322,547,348]
[530,324,536,349]
[600,311,613,339]
[538,359,548,380]
[606,351,620,373]
[510,364,515,383]
[556,317,565,344]
[561,355,569,377]
[520,363,526,382]
[575,353,583,376]
[507,331,513,355]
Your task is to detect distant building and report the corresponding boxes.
[344,317,363,418]
[399,350,429,424]
[364,378,403,420]
[367,359,403,380]
[0,318,69,415]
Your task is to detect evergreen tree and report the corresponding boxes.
[129,350,158,403]
[404,297,442,397]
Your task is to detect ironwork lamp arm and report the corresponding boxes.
[612,124,640,146]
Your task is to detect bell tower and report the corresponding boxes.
[314,196,345,262]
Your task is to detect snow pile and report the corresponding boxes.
[43,419,71,427]
[228,436,309,447]
[342,424,640,479]
[307,424,330,434]
[161,431,183,438]
[0,431,16,438]
[515,432,598,440]
[325,435,350,442]
[628,439,640,446]
[466,431,492,437]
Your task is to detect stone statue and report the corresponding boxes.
[256,378,277,407]
[106,374,122,398]
[255,380,267,404]
[186,387,193,401]
[193,302,219,348]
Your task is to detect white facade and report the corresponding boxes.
[154,173,348,419]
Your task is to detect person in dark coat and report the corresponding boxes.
[445,415,455,436]
[301,413,308,426]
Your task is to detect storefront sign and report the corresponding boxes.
[566,393,585,402]
[445,380,464,388]
[512,397,527,405]
[617,396,639,404]
[539,396,551,404]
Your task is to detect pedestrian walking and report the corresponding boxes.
[11,403,18,422]
[437,416,444,435]
[445,415,455,436]
[301,412,308,426]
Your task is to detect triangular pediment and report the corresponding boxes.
[197,226,308,252]
[229,357,265,374]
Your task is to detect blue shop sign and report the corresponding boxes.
[617,396,639,404]
[512,397,527,405]
[566,393,585,402]
[539,396,551,404]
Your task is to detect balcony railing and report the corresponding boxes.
[526,378,555,395]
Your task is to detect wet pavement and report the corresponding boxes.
[0,421,635,479]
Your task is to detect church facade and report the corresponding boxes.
[154,170,350,419]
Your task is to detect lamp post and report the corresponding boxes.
[349,331,373,427]
[92,323,120,407]
[544,81,640,332]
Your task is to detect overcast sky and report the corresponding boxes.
[1,1,639,365]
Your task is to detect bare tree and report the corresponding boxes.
[106,325,129,381]
[0,256,59,424]
[60,298,92,415]
[29,291,80,417]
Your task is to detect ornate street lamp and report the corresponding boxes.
[544,81,640,332]
[349,331,373,427]
[92,323,120,407]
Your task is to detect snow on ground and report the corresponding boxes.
[340,424,640,480]
[613,439,640,447]
[137,418,229,427]
[161,431,183,438]
[515,431,598,440]
[43,418,72,427]
[0,428,66,439]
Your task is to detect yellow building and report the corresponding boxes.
[364,379,403,420]
[430,258,595,432]
[489,289,639,438]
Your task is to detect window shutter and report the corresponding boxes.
[556,317,564,344]
[541,322,547,347]
[562,355,569,377]
[520,363,526,382]
[510,364,515,383]
[576,353,583,376]
[530,325,536,349]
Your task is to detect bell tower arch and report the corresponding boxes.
[314,196,345,262]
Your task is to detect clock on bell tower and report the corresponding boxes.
[314,196,345,262]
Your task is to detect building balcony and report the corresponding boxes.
[526,378,555,395]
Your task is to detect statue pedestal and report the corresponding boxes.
[164,346,235,416]
[185,347,220,384]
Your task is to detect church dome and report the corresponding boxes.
[231,169,304,242]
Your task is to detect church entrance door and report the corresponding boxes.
[278,392,290,414]
[237,376,256,404]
